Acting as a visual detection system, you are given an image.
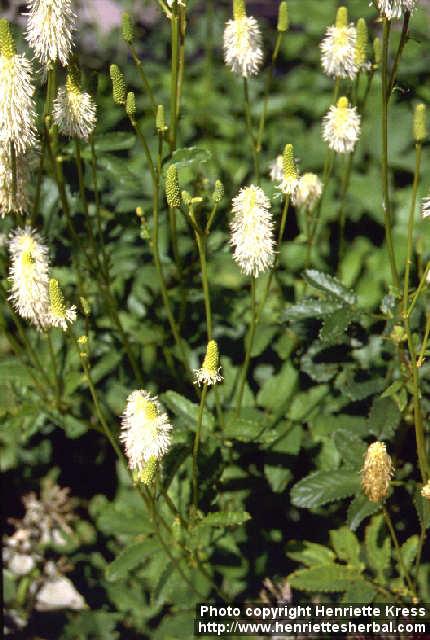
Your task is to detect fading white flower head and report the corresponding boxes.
[421,194,430,219]
[270,155,283,183]
[0,147,30,217]
[167,0,186,6]
[320,7,357,80]
[25,0,76,67]
[224,1,263,78]
[421,480,430,501]
[53,74,97,140]
[376,0,418,19]
[322,96,361,154]
[8,226,50,329]
[277,143,300,197]
[47,278,77,331]
[230,184,275,277]
[120,391,172,478]
[293,173,323,209]
[194,340,223,387]
[0,20,37,154]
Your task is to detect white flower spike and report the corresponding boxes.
[322,96,361,154]
[293,173,323,210]
[230,184,275,278]
[224,0,263,78]
[194,340,223,387]
[25,0,76,68]
[320,7,357,80]
[53,73,97,140]
[376,0,417,20]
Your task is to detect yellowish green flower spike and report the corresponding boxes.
[48,278,77,331]
[181,190,192,206]
[337,96,349,110]
[282,143,298,181]
[335,6,348,28]
[194,340,223,386]
[212,179,224,203]
[121,13,134,44]
[125,91,137,118]
[277,2,289,32]
[233,0,246,19]
[414,103,427,143]
[156,104,168,132]
[133,457,158,485]
[0,19,16,58]
[355,18,368,68]
[110,64,127,105]
[165,165,181,208]
[373,37,381,66]
[80,297,90,316]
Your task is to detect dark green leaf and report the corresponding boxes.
[303,269,357,305]
[291,469,360,509]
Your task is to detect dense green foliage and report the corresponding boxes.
[2,0,430,638]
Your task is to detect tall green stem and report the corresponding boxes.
[192,384,208,508]
[403,143,422,316]
[381,18,400,290]
[170,10,180,151]
[256,31,283,154]
[236,276,256,416]
[243,78,259,182]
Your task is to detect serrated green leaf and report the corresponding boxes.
[222,416,266,442]
[414,488,430,530]
[106,539,159,581]
[400,535,419,571]
[286,541,335,567]
[341,580,376,603]
[290,469,360,509]
[329,526,361,567]
[347,494,380,531]
[286,298,345,320]
[368,397,401,439]
[93,132,136,152]
[251,324,277,357]
[303,269,357,305]
[301,341,339,382]
[365,514,391,581]
[257,361,298,412]
[288,385,328,421]
[288,564,363,592]
[264,465,292,493]
[196,511,251,528]
[161,390,214,431]
[0,358,37,386]
[333,430,367,469]
[170,146,211,167]
[319,308,355,344]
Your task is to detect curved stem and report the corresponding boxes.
[243,78,259,182]
[127,43,157,115]
[387,11,410,98]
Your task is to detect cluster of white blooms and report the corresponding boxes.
[224,0,263,78]
[270,152,322,211]
[194,340,223,387]
[322,96,361,154]
[230,185,275,277]
[121,391,172,483]
[320,7,358,80]
[294,173,323,210]
[8,227,76,331]
[277,143,300,197]
[25,0,76,68]
[376,0,418,19]
[53,73,97,140]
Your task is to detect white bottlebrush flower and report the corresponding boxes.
[320,7,357,80]
[8,226,50,329]
[322,96,361,154]
[0,21,37,154]
[293,173,323,209]
[47,278,77,331]
[0,147,30,217]
[421,194,430,219]
[230,184,275,277]
[53,75,97,140]
[120,391,172,475]
[270,155,283,183]
[194,340,223,387]
[25,0,76,67]
[35,576,85,611]
[421,480,430,500]
[376,0,417,19]
[224,15,263,78]
[167,0,186,6]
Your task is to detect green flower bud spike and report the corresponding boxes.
[414,104,427,143]
[233,0,246,20]
[80,297,91,316]
[125,91,137,118]
[121,13,134,44]
[0,19,16,58]
[212,180,224,204]
[373,37,381,67]
[355,18,368,68]
[277,2,289,33]
[282,143,298,181]
[133,457,158,485]
[181,190,192,206]
[156,104,168,132]
[335,6,348,28]
[49,279,67,318]
[165,165,181,208]
[337,96,349,110]
[110,64,127,105]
